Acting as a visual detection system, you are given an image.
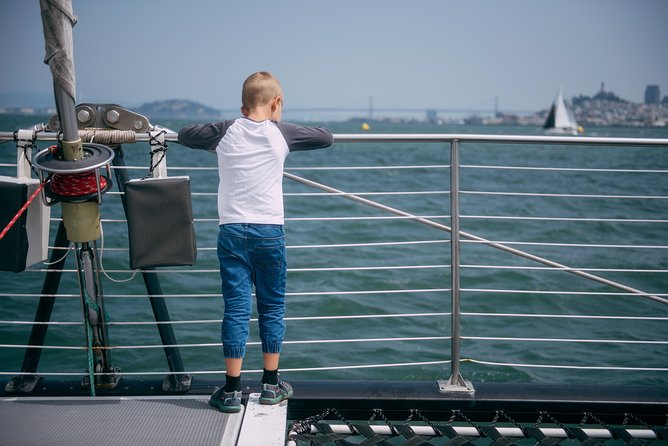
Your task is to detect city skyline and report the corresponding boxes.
[1,0,667,113]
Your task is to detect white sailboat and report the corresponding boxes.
[543,85,581,135]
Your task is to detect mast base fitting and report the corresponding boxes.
[81,367,121,391]
[61,201,101,242]
[61,138,84,161]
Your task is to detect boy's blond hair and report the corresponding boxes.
[242,71,283,111]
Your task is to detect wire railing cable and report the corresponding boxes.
[283,172,668,306]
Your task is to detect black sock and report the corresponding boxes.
[262,368,278,385]
[224,374,241,392]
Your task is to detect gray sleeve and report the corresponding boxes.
[177,120,234,152]
[275,121,334,152]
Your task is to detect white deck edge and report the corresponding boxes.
[236,393,287,446]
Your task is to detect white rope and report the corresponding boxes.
[462,239,668,249]
[286,164,450,171]
[99,221,137,283]
[98,215,453,223]
[462,264,668,273]
[462,288,668,297]
[462,336,668,345]
[461,312,668,321]
[0,336,450,351]
[462,164,668,173]
[41,243,73,266]
[4,288,665,299]
[285,190,449,197]
[287,288,451,296]
[0,344,83,350]
[278,360,451,373]
[94,239,451,252]
[3,312,663,327]
[289,264,450,272]
[25,265,452,274]
[0,293,81,298]
[289,239,450,249]
[0,320,83,325]
[163,166,217,171]
[106,312,452,325]
[462,214,668,223]
[465,358,668,372]
[283,336,451,345]
[21,332,660,351]
[461,190,668,199]
[24,268,211,274]
[93,239,666,251]
[0,360,452,376]
[283,312,451,321]
[287,215,451,221]
[284,171,668,306]
[0,288,451,298]
[2,358,666,375]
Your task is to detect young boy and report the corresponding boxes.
[178,72,333,413]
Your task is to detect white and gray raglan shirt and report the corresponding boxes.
[178,118,333,225]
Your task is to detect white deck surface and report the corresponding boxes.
[236,393,288,446]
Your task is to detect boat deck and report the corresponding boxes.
[0,392,288,446]
[2,379,668,445]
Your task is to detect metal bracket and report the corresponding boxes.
[148,130,168,179]
[4,375,43,394]
[161,373,193,393]
[15,129,36,180]
[81,367,122,391]
[437,374,475,394]
[48,103,151,133]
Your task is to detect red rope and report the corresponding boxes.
[0,180,47,241]
[50,171,107,197]
[45,145,108,197]
[1,144,109,241]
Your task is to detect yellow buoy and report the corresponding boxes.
[361,122,370,131]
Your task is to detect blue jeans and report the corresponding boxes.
[217,223,287,358]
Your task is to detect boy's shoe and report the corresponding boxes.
[209,387,242,413]
[259,379,293,405]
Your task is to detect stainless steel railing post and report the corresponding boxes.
[438,139,474,393]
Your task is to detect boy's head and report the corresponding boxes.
[241,71,283,121]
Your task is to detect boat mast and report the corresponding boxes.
[39,0,118,394]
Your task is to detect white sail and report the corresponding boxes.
[544,85,580,135]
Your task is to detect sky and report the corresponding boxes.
[1,0,667,117]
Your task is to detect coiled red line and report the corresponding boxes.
[45,144,107,198]
[49,171,107,197]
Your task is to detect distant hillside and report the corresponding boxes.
[136,99,222,119]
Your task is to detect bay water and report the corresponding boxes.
[0,115,666,388]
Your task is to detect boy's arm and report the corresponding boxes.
[275,122,333,152]
[177,121,233,152]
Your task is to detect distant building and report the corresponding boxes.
[593,82,623,102]
[644,85,661,105]
[426,109,438,123]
